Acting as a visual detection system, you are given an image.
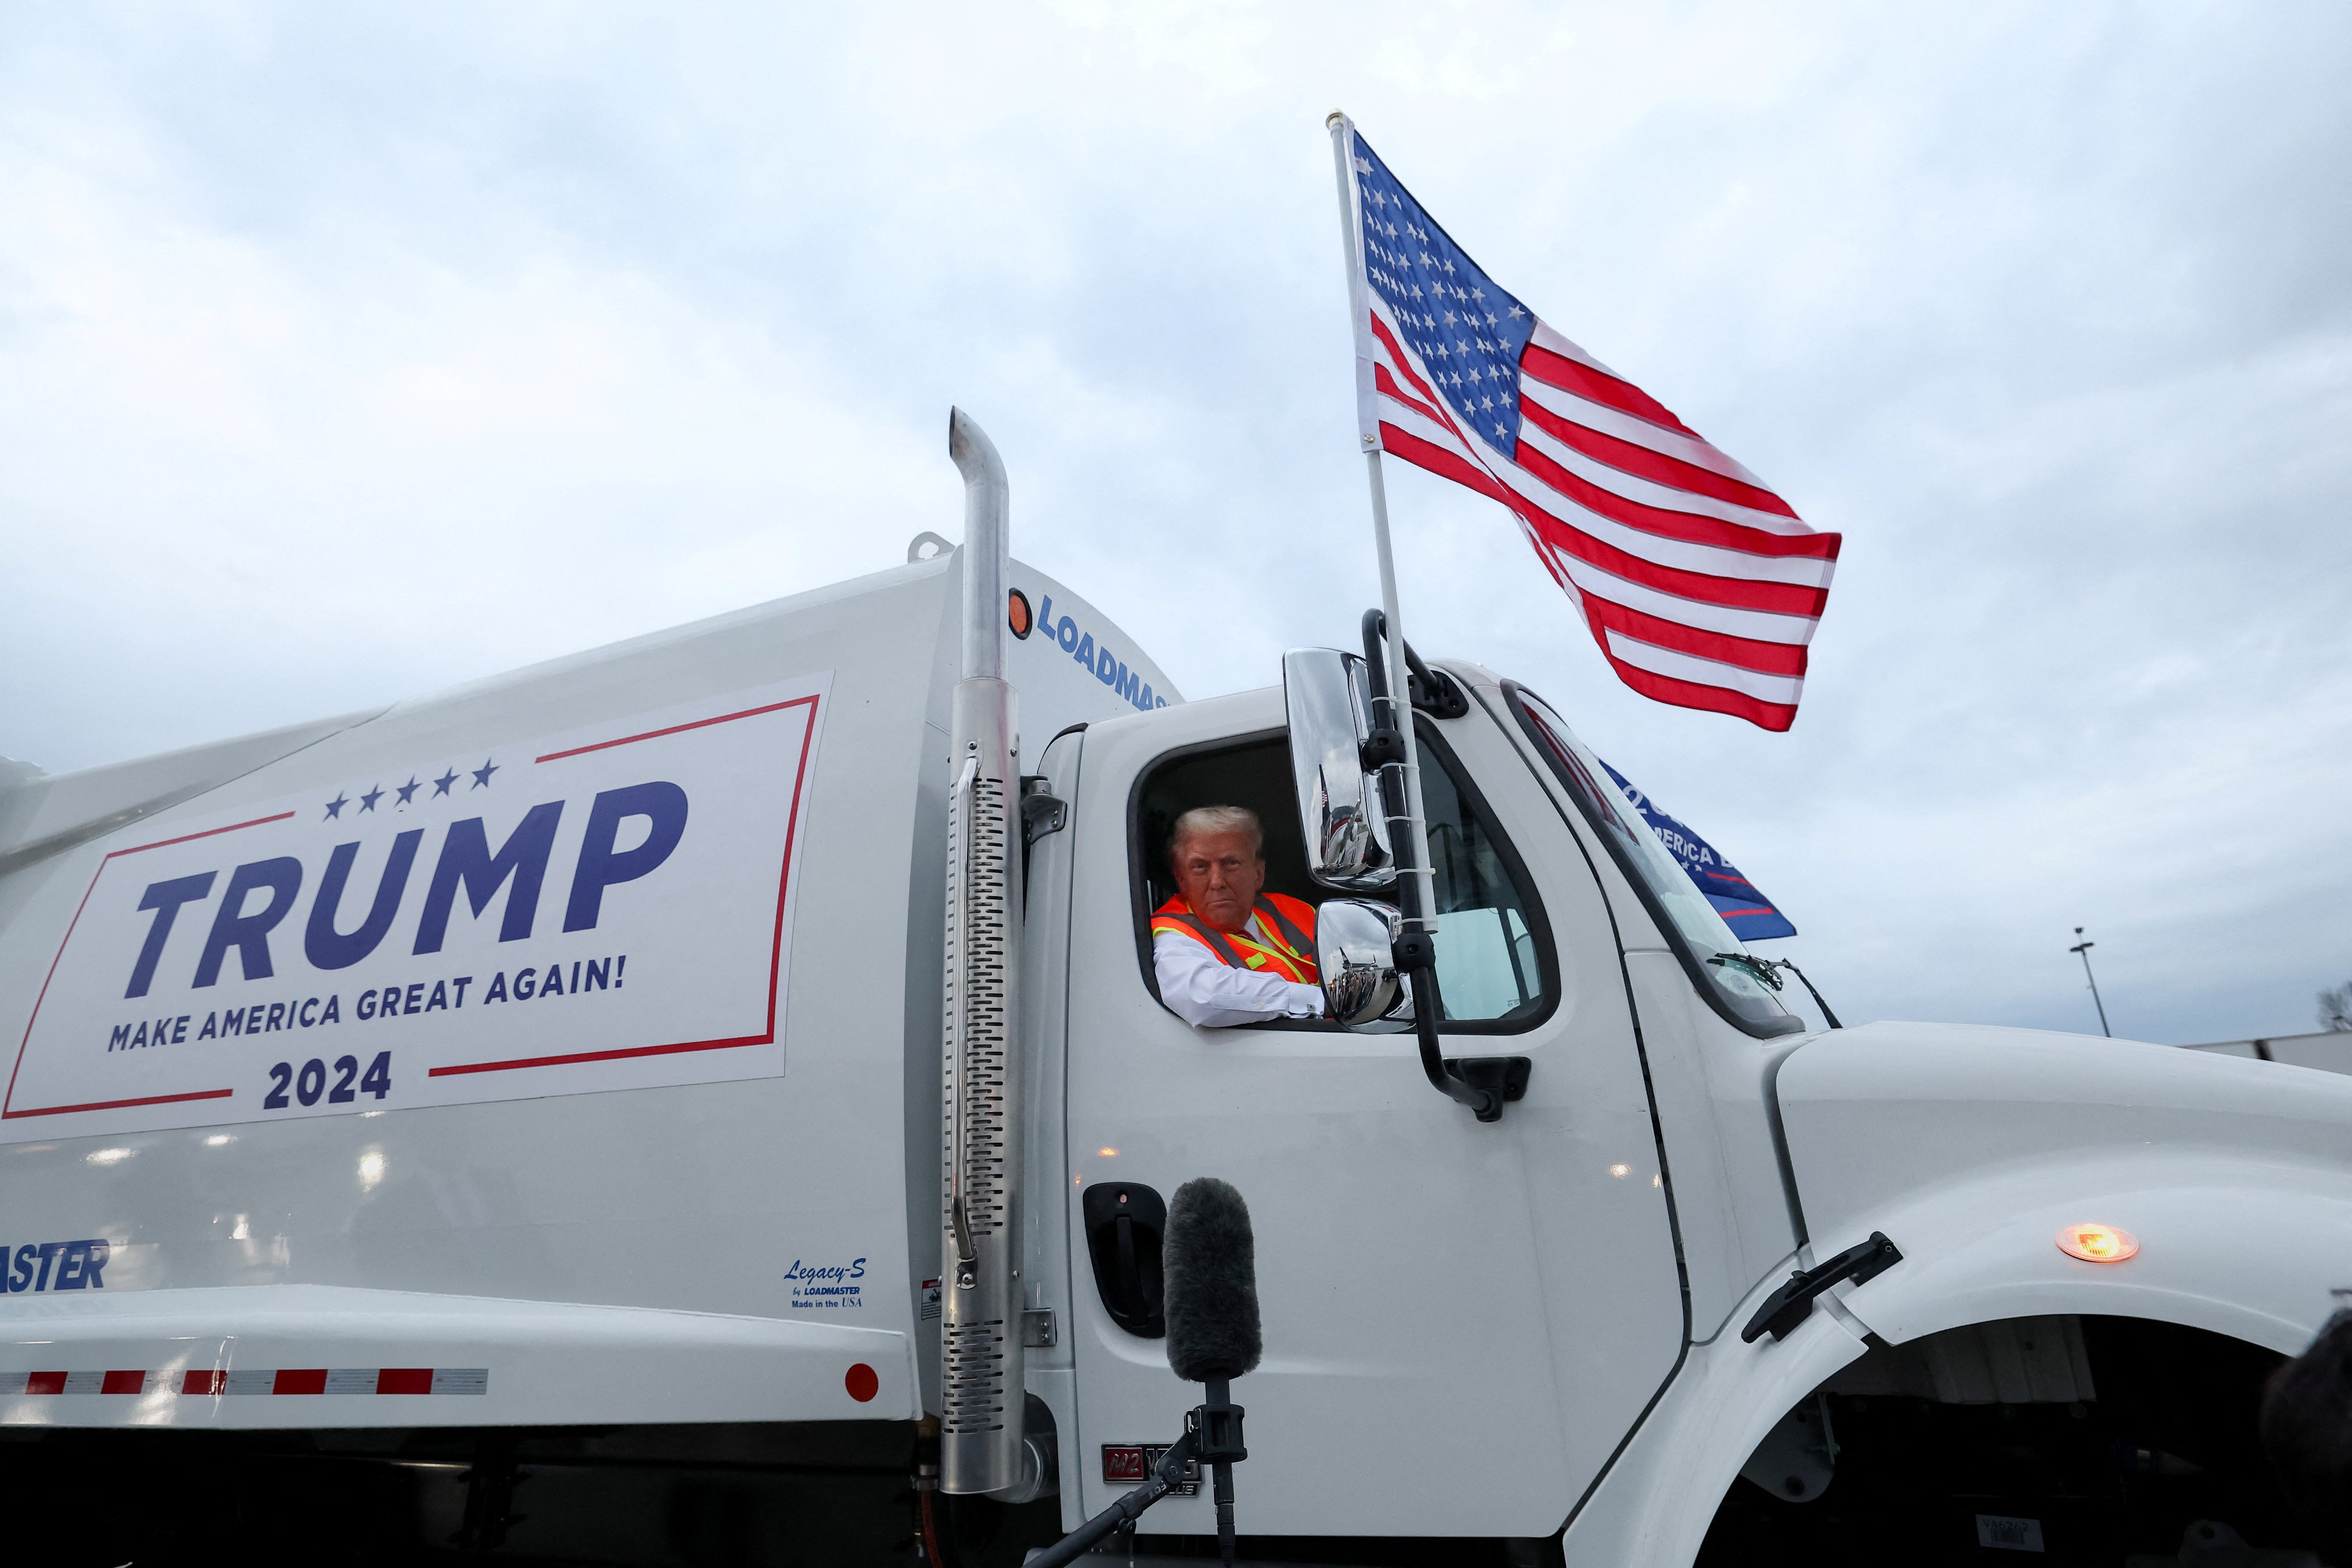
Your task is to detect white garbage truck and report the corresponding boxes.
[0,414,2345,1567]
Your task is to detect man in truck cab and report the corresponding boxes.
[1151,805,1323,1027]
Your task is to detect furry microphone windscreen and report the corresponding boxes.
[1163,1177,1262,1384]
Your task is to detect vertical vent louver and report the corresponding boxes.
[943,763,1017,1441]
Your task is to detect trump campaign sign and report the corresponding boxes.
[3,676,829,1142]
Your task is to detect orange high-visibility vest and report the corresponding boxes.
[1151,893,1320,985]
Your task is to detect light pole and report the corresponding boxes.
[2069,927,2111,1038]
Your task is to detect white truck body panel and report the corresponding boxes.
[0,708,388,882]
[0,1283,910,1427]
[0,553,1172,1430]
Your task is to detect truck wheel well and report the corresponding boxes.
[1697,1315,2301,1566]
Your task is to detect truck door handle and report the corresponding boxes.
[1082,1181,1166,1338]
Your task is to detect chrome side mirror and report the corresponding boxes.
[1316,898,1414,1033]
[1282,648,1394,891]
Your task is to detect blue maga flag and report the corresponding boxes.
[1599,761,1796,940]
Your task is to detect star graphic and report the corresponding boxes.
[433,768,459,797]
[1508,304,1527,320]
[395,776,421,806]
[323,794,347,821]
[359,784,384,812]
[1494,423,1509,440]
[472,758,498,789]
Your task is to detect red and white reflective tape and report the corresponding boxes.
[0,1367,489,1396]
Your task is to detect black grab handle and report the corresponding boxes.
[1082,1182,1165,1337]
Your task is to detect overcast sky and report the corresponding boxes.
[4,2,2347,1045]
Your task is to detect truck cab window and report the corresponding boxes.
[1418,731,1547,1023]
[1503,683,1799,1037]
[1132,727,1553,1029]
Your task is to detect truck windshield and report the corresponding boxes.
[1503,685,1798,1036]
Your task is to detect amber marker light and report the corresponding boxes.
[2056,1223,2139,1263]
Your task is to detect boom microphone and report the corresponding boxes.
[1163,1177,1262,1384]
[1027,1178,1264,1568]
[1164,1177,1258,1567]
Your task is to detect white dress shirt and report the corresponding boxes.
[1152,914,1325,1028]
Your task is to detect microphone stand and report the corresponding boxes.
[1023,1431,1196,1568]
[1193,1378,1246,1566]
[1024,1388,1249,1568]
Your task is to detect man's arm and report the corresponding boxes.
[1153,931,1323,1028]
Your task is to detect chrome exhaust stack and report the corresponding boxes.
[940,409,1026,1496]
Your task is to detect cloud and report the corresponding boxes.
[2,0,2346,1043]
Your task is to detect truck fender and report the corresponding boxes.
[1562,1157,2352,1567]
[1558,1269,1868,1568]
[1824,1151,2352,1357]
[1582,1161,2348,1566]
[1773,1025,2352,1358]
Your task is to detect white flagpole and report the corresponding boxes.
[1326,111,1437,939]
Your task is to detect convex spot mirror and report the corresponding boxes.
[1282,648,1394,891]
[1316,898,1414,1033]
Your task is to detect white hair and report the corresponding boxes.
[1169,805,1264,860]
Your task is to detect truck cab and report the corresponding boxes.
[1029,663,1719,1536]
[1018,653,2352,1563]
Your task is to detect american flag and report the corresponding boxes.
[1341,126,1841,732]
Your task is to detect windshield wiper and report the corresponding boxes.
[1710,953,1843,1030]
